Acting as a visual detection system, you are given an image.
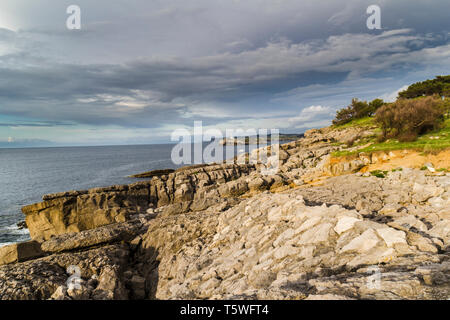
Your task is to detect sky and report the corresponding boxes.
[0,0,449,147]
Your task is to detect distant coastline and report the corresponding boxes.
[218,133,304,146]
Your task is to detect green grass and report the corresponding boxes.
[333,118,450,156]
[332,117,375,129]
[370,170,388,178]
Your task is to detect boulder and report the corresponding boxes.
[388,216,428,233]
[340,229,380,254]
[67,284,91,300]
[376,228,407,248]
[49,286,69,300]
[129,169,175,179]
[41,221,143,253]
[0,241,44,266]
[248,177,268,192]
[412,183,444,202]
[334,216,361,235]
[406,232,438,253]
[428,221,450,245]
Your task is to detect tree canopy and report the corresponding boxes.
[332,98,384,126]
[398,75,450,99]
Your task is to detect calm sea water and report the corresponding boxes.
[0,143,256,247]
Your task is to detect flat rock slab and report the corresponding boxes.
[376,228,407,247]
[340,229,380,254]
[41,220,143,253]
[130,169,175,179]
[0,241,44,266]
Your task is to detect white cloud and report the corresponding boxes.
[379,85,409,102]
[0,1,449,144]
[1,28,448,137]
[286,105,333,129]
[302,105,331,114]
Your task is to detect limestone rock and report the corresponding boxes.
[340,229,380,254]
[305,294,355,300]
[67,284,90,300]
[413,183,444,202]
[376,228,407,248]
[406,232,438,253]
[41,221,143,253]
[2,125,449,301]
[335,217,361,235]
[428,221,450,245]
[50,285,69,300]
[0,241,44,266]
[0,244,129,300]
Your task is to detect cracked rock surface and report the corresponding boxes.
[0,126,449,300]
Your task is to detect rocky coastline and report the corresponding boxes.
[218,134,304,146]
[0,125,449,300]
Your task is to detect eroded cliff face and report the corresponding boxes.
[21,164,256,241]
[1,126,449,300]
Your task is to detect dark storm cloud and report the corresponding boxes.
[0,121,70,127]
[0,0,449,140]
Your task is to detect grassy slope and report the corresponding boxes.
[331,116,376,129]
[332,117,450,156]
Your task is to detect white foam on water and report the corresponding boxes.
[4,224,30,236]
[0,224,31,247]
[0,242,14,248]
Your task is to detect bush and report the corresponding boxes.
[375,96,445,142]
[333,98,384,126]
[443,97,450,118]
[370,170,388,178]
[366,99,385,116]
[333,105,354,126]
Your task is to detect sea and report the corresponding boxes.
[0,143,257,247]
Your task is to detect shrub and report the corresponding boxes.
[333,105,354,126]
[366,99,384,116]
[345,136,358,147]
[443,97,450,118]
[375,96,445,142]
[333,98,384,126]
[370,170,388,178]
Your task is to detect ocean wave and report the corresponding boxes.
[3,224,30,236]
[0,232,31,248]
[0,242,14,248]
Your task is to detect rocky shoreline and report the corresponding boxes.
[0,125,449,300]
[219,134,304,145]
